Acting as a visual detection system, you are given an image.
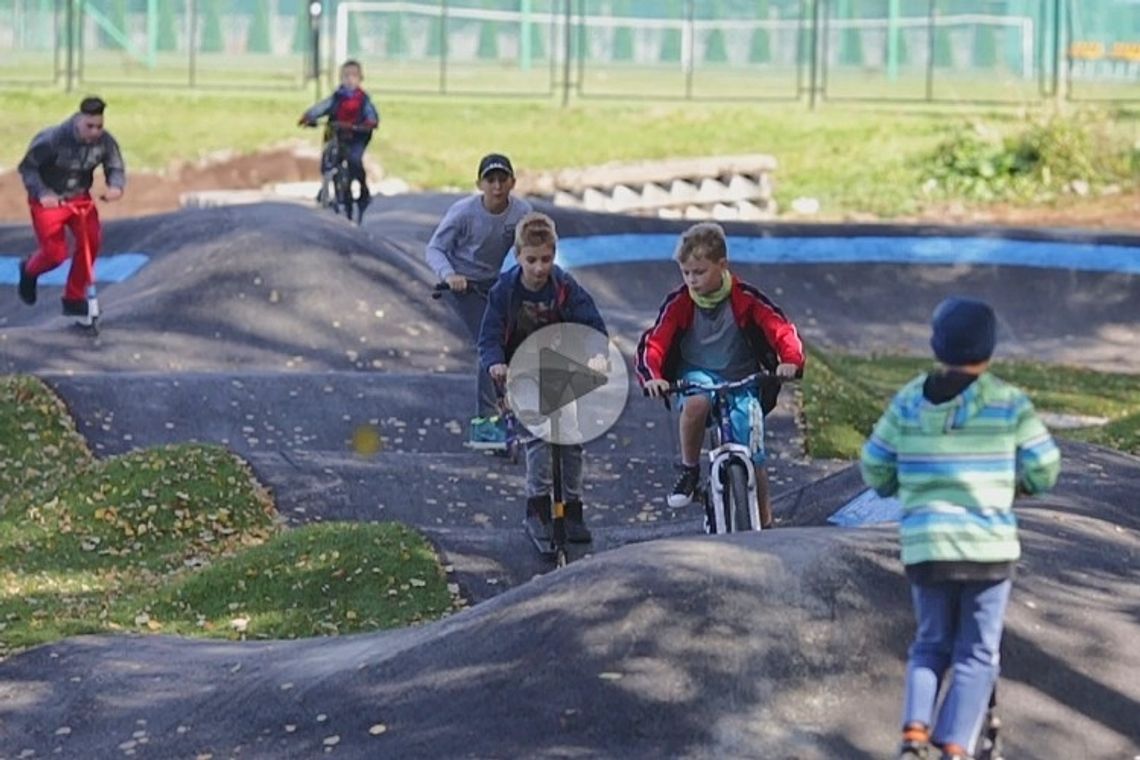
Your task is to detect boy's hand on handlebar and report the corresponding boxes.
[489,364,508,383]
[103,187,123,202]
[445,274,468,293]
[644,379,672,398]
[775,363,799,380]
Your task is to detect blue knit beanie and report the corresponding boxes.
[930,297,997,366]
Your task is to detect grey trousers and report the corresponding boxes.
[445,282,499,419]
[525,438,584,501]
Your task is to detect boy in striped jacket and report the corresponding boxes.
[861,297,1061,760]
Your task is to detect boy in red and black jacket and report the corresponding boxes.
[299,59,380,217]
[638,222,804,528]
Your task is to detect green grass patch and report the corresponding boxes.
[139,522,453,640]
[0,375,452,655]
[802,350,1140,458]
[5,89,1133,218]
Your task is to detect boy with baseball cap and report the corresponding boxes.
[426,153,533,448]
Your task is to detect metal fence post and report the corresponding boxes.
[925,0,936,102]
[820,0,831,102]
[684,0,694,100]
[65,0,74,92]
[439,0,448,95]
[53,0,63,85]
[188,0,197,88]
[576,0,585,96]
[1054,0,1065,101]
[561,0,572,107]
[809,0,821,109]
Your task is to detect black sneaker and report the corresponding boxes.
[61,298,88,317]
[668,464,700,508]
[17,259,37,305]
[564,500,592,544]
[524,495,551,543]
[897,739,930,759]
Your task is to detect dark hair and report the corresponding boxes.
[79,96,106,116]
[341,59,362,73]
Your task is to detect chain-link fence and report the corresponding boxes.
[1,1,1137,104]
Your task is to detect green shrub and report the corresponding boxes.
[919,112,1138,203]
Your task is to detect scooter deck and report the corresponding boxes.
[524,520,557,557]
[464,440,508,452]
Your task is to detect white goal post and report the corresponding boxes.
[335,2,1036,78]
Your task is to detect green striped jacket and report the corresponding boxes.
[861,372,1061,566]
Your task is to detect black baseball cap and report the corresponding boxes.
[478,153,514,179]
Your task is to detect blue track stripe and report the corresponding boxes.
[0,253,150,285]
[552,234,1140,274]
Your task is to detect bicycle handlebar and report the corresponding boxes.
[646,369,798,399]
[301,118,371,133]
[431,280,491,299]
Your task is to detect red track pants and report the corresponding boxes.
[26,195,102,302]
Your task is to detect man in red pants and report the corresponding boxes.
[17,96,126,317]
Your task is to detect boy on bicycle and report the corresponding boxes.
[477,212,607,544]
[298,59,379,218]
[17,95,125,317]
[638,222,803,528]
[427,153,533,448]
[861,297,1060,760]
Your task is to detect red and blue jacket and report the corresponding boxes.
[301,86,379,144]
[636,276,805,411]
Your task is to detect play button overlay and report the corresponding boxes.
[537,347,608,415]
[506,323,629,446]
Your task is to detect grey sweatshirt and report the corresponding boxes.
[425,194,533,283]
[19,114,127,200]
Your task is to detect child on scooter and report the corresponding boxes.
[861,297,1061,760]
[477,211,607,544]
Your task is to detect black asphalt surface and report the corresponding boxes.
[1,198,1138,759]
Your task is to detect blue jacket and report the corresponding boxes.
[478,265,607,370]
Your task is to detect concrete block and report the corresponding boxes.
[607,184,641,213]
[582,187,609,212]
[711,203,739,221]
[726,175,760,202]
[669,180,698,203]
[640,182,672,209]
[553,191,583,208]
[696,178,729,203]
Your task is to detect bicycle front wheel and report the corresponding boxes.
[335,164,354,220]
[725,460,753,532]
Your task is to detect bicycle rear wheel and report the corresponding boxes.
[725,460,753,532]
